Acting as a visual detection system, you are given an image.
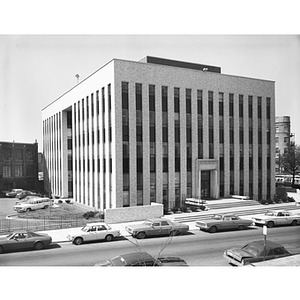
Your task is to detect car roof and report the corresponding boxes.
[246,240,287,251]
[85,222,108,226]
[147,218,169,222]
[120,252,154,262]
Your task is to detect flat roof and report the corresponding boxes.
[140,56,221,73]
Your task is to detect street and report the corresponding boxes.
[0,225,299,266]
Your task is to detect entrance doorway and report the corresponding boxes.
[201,170,210,199]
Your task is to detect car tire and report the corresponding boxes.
[105,234,113,242]
[73,237,84,245]
[44,205,49,209]
[267,221,274,228]
[136,232,146,239]
[26,208,32,212]
[238,225,245,230]
[0,246,3,254]
[291,220,298,226]
[34,242,44,250]
[209,226,217,233]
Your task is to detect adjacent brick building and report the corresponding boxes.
[0,141,39,193]
[42,56,276,212]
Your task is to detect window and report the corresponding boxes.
[208,91,213,115]
[219,92,224,116]
[257,97,262,119]
[3,166,11,177]
[162,127,168,142]
[229,94,234,116]
[197,90,203,114]
[15,165,23,177]
[67,138,72,150]
[162,86,168,112]
[26,149,34,160]
[122,82,128,109]
[136,83,142,110]
[248,96,253,118]
[149,85,155,111]
[186,89,191,113]
[15,149,23,160]
[239,95,244,118]
[2,149,12,160]
[67,111,72,128]
[174,88,180,113]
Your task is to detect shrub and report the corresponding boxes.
[83,211,97,219]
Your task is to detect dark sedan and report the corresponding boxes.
[223,240,293,266]
[125,218,189,239]
[0,231,52,254]
[96,251,188,266]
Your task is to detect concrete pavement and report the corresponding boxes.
[38,196,300,244]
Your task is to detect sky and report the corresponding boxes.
[1,34,300,151]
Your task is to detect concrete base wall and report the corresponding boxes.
[104,203,164,223]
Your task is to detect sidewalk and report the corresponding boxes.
[38,197,300,243]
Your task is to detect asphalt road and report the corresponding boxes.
[0,225,299,266]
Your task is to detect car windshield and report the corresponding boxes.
[81,226,90,232]
[143,220,153,226]
[7,233,15,239]
[242,244,260,256]
[110,257,127,266]
[211,215,222,220]
[265,212,275,216]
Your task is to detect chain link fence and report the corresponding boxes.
[0,215,104,235]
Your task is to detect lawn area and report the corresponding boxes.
[16,203,102,220]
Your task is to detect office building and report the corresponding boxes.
[42,56,275,211]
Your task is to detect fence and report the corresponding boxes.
[0,215,104,235]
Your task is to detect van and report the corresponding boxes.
[13,197,53,213]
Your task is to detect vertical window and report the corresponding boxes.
[208,91,213,115]
[122,82,128,109]
[174,88,180,113]
[248,96,253,118]
[229,93,234,116]
[149,85,155,111]
[186,89,191,113]
[15,165,23,177]
[257,97,262,119]
[3,166,11,177]
[162,86,168,112]
[239,95,243,118]
[219,92,224,116]
[266,97,271,119]
[136,83,142,110]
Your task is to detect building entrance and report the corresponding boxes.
[201,170,211,199]
[196,159,219,200]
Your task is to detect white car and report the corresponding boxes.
[13,197,52,212]
[67,222,121,245]
[252,210,300,228]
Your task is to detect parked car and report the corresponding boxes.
[252,210,300,228]
[0,231,52,254]
[13,197,53,212]
[17,190,39,200]
[67,222,121,245]
[95,251,188,266]
[125,218,189,239]
[223,240,293,266]
[195,214,254,233]
[6,189,24,198]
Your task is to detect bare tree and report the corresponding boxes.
[280,143,300,187]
